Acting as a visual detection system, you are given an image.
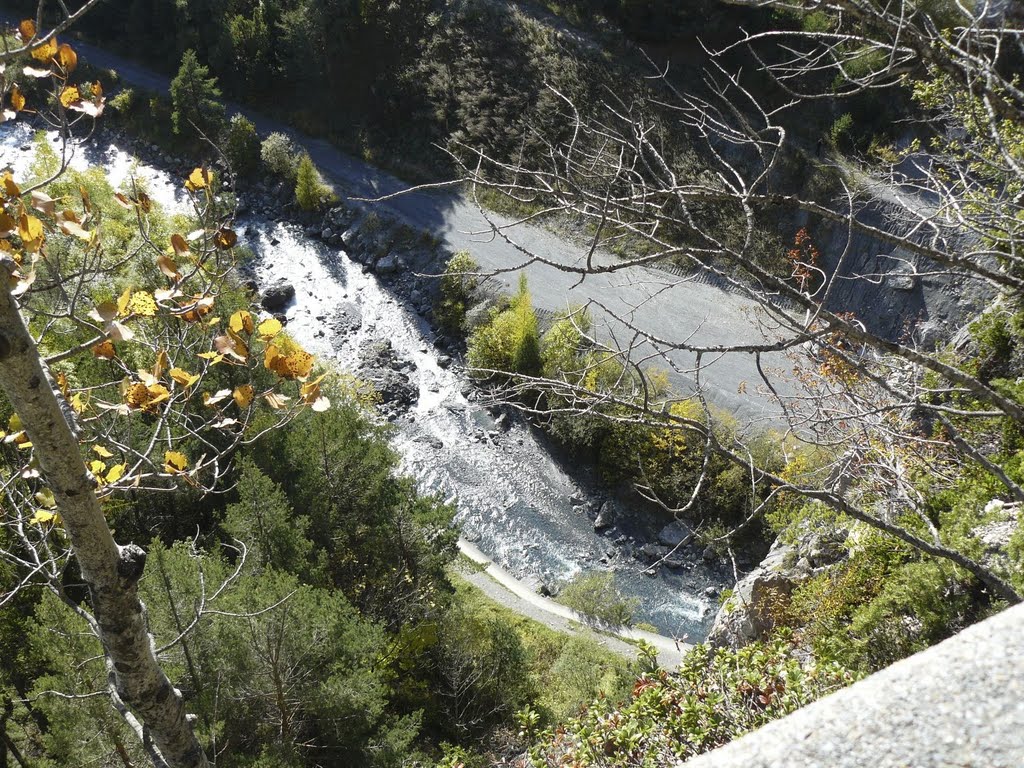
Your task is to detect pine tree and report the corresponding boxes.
[170,49,226,138]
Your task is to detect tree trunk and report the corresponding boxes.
[0,258,208,768]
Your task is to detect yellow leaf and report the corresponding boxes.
[213,228,237,249]
[152,349,169,380]
[213,331,248,362]
[59,86,80,108]
[229,310,254,335]
[58,218,92,240]
[163,451,188,474]
[257,317,283,340]
[71,392,87,413]
[178,295,215,323]
[34,488,56,509]
[203,389,232,407]
[146,383,170,408]
[265,345,314,380]
[184,167,210,191]
[105,463,126,484]
[197,351,224,363]
[30,36,58,63]
[30,191,56,215]
[89,459,106,475]
[56,43,77,72]
[170,233,190,256]
[91,339,116,359]
[106,320,134,342]
[263,392,291,410]
[169,367,199,388]
[30,510,57,525]
[3,173,21,198]
[18,214,43,242]
[128,291,157,317]
[92,444,114,458]
[117,287,132,316]
[124,381,169,413]
[10,86,25,112]
[157,253,181,280]
[18,19,36,40]
[87,302,117,325]
[232,384,254,409]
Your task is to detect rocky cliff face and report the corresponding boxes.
[707,526,848,649]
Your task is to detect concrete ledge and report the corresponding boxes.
[681,602,1024,768]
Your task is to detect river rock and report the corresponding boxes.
[658,520,695,548]
[641,543,670,563]
[357,340,418,412]
[261,280,295,312]
[594,500,621,531]
[376,255,399,274]
[328,302,362,341]
[341,227,359,248]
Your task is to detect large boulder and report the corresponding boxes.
[706,539,806,650]
[707,525,849,650]
[261,280,295,312]
[357,340,417,413]
[594,500,620,531]
[658,520,695,548]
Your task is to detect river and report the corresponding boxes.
[1,123,724,639]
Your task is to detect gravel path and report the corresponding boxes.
[459,541,688,669]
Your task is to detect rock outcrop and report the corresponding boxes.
[707,526,848,649]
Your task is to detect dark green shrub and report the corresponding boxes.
[221,114,261,178]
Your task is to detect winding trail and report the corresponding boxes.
[458,541,689,668]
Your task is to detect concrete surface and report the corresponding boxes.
[681,602,1024,768]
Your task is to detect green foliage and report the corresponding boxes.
[435,250,480,333]
[431,612,535,736]
[222,114,262,178]
[557,572,638,628]
[529,634,856,766]
[541,309,591,380]
[257,400,458,628]
[467,274,542,377]
[221,460,313,574]
[294,153,335,211]
[449,576,633,725]
[829,113,855,151]
[261,132,300,181]
[170,49,226,138]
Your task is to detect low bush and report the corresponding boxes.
[557,572,637,628]
[435,250,480,333]
[261,131,300,181]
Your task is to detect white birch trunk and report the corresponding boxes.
[0,257,208,768]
